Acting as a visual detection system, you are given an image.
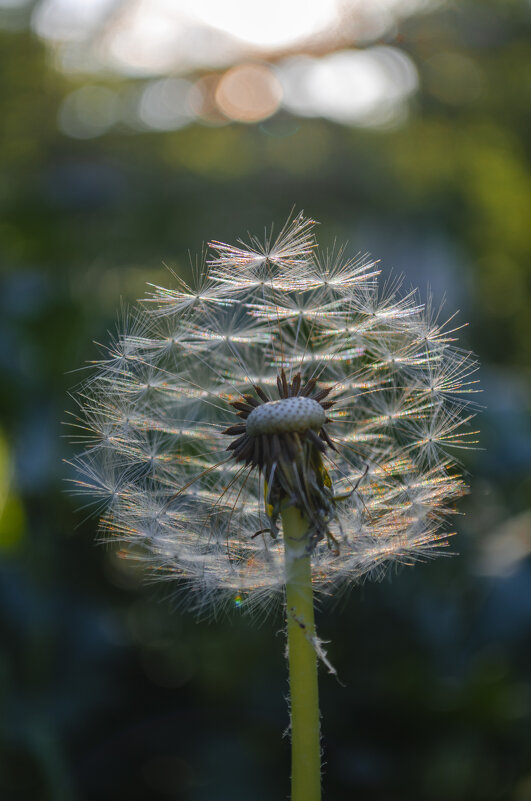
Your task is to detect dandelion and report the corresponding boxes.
[69,212,479,801]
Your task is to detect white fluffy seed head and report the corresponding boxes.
[69,212,479,616]
[246,397,326,436]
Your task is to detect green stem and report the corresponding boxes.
[282,504,321,801]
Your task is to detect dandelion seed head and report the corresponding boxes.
[70,212,479,615]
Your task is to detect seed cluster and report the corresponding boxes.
[70,213,478,614]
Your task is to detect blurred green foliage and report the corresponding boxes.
[1,1,530,800]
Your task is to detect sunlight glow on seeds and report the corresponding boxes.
[246,398,326,436]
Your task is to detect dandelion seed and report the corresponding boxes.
[69,213,479,801]
[70,212,478,615]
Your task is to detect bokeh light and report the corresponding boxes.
[26,0,434,135]
[31,0,116,42]
[187,0,339,50]
[188,73,228,126]
[138,77,193,130]
[58,84,119,138]
[279,47,418,126]
[215,63,283,123]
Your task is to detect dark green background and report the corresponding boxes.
[1,1,530,799]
